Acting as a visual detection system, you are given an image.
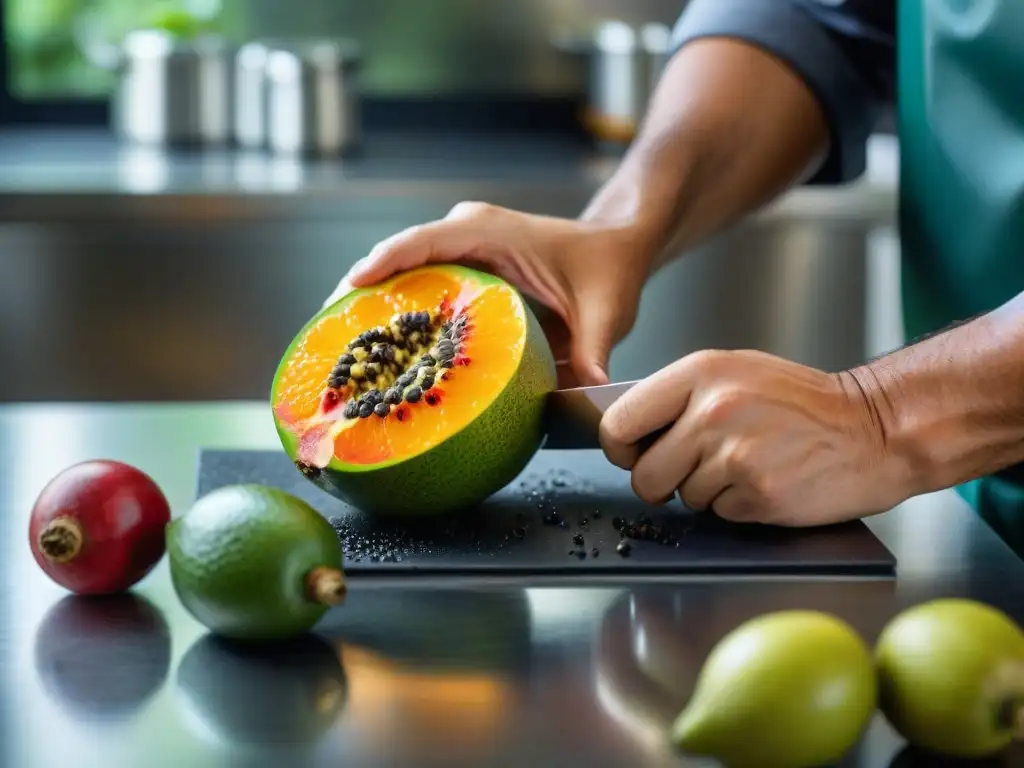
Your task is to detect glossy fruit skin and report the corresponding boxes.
[875,598,1024,759]
[271,264,558,517]
[671,610,877,768]
[29,460,171,594]
[167,484,344,641]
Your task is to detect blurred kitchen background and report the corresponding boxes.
[0,0,900,403]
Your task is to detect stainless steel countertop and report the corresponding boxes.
[0,130,898,225]
[2,401,1023,767]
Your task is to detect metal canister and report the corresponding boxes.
[264,39,361,157]
[233,40,275,150]
[579,20,673,146]
[109,29,233,147]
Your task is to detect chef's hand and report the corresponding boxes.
[324,203,647,388]
[599,349,910,526]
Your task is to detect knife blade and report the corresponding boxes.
[542,380,670,451]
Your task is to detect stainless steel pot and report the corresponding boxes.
[554,21,673,147]
[263,39,362,157]
[99,29,234,147]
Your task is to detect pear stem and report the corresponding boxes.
[38,517,83,563]
[305,566,347,607]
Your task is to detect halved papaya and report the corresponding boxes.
[271,264,557,516]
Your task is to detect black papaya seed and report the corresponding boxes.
[358,402,374,418]
[339,353,356,365]
[343,400,359,419]
[336,364,351,377]
[374,402,390,418]
[384,388,403,405]
[405,386,422,403]
[421,376,435,390]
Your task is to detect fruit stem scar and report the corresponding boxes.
[38,516,83,563]
[305,566,347,607]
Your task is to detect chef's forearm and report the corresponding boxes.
[845,292,1024,497]
[579,37,830,275]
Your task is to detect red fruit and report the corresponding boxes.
[29,460,172,594]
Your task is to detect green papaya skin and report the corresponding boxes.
[167,484,346,641]
[875,598,1024,759]
[670,610,877,768]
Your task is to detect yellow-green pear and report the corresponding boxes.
[670,610,877,768]
[875,598,1024,759]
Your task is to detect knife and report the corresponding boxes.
[543,380,671,451]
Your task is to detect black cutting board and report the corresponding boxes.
[194,449,896,577]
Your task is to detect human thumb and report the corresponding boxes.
[569,299,616,386]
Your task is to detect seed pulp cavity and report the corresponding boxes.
[324,296,472,421]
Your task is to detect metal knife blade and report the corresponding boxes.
[543,380,669,450]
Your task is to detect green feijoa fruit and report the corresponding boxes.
[167,484,346,641]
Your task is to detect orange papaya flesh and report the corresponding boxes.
[271,264,557,516]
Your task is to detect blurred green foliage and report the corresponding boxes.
[5,0,245,98]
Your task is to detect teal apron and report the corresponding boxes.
[899,0,1024,554]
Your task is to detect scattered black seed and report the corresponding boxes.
[384,388,403,405]
[574,549,586,560]
[616,540,632,557]
[343,400,359,419]
[339,353,356,365]
[366,390,383,405]
[397,372,415,387]
[572,533,584,547]
[612,516,625,531]
[358,402,373,418]
[439,359,454,369]
[405,386,422,403]
[374,402,390,418]
[421,375,435,390]
[591,548,600,558]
